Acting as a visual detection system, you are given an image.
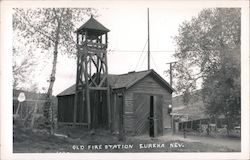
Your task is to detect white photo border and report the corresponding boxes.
[0,0,249,160]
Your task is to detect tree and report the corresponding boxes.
[202,46,240,133]
[13,8,97,131]
[172,8,241,131]
[13,47,36,89]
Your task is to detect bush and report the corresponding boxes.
[33,115,47,129]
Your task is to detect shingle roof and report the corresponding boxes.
[75,16,110,35]
[57,69,174,96]
[108,70,151,89]
[57,84,80,96]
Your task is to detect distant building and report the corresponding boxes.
[172,91,207,122]
[172,91,240,134]
[172,92,209,133]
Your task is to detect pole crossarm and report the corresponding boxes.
[166,61,178,86]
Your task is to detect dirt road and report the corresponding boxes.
[159,133,241,151]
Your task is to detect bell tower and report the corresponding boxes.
[74,15,111,129]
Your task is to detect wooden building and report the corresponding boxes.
[57,69,174,137]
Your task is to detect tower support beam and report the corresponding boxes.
[74,16,110,130]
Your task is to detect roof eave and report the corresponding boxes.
[75,17,110,34]
[125,69,175,93]
[125,71,152,90]
[75,28,110,34]
[150,70,175,93]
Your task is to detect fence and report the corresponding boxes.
[177,118,240,137]
[13,97,57,128]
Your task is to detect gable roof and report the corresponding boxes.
[75,15,110,35]
[57,84,80,96]
[109,69,174,91]
[108,70,151,89]
[57,69,174,96]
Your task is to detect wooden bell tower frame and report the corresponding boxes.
[73,16,111,129]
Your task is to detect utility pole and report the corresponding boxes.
[147,8,150,70]
[166,61,177,135]
[166,61,177,86]
[166,61,177,134]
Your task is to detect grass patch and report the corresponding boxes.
[13,127,238,153]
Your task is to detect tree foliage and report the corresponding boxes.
[13,47,36,89]
[173,8,241,125]
[13,8,96,57]
[13,8,97,130]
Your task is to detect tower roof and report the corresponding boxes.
[75,15,110,36]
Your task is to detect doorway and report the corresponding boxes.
[134,93,163,137]
[149,96,154,137]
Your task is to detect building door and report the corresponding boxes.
[149,96,155,137]
[149,95,163,137]
[134,93,163,136]
[155,95,163,136]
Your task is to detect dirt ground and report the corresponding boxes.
[169,133,240,151]
[13,127,240,153]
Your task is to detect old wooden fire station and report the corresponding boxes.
[57,15,174,137]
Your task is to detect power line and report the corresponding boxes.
[139,52,148,70]
[151,54,159,71]
[110,50,175,53]
[135,40,148,71]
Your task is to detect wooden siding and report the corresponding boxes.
[58,95,75,122]
[155,95,163,136]
[90,91,108,128]
[134,93,150,135]
[112,93,119,132]
[57,91,108,128]
[123,92,134,133]
[57,72,172,134]
[123,75,172,135]
[132,94,163,136]
[57,93,87,123]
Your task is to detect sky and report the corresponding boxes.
[15,6,204,95]
[47,7,203,95]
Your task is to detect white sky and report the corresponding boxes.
[40,7,203,95]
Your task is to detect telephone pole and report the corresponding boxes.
[166,61,177,135]
[166,61,177,86]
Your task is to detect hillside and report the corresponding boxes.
[172,90,208,120]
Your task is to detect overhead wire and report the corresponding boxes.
[151,54,159,71]
[139,52,148,70]
[134,40,148,71]
[110,50,175,53]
